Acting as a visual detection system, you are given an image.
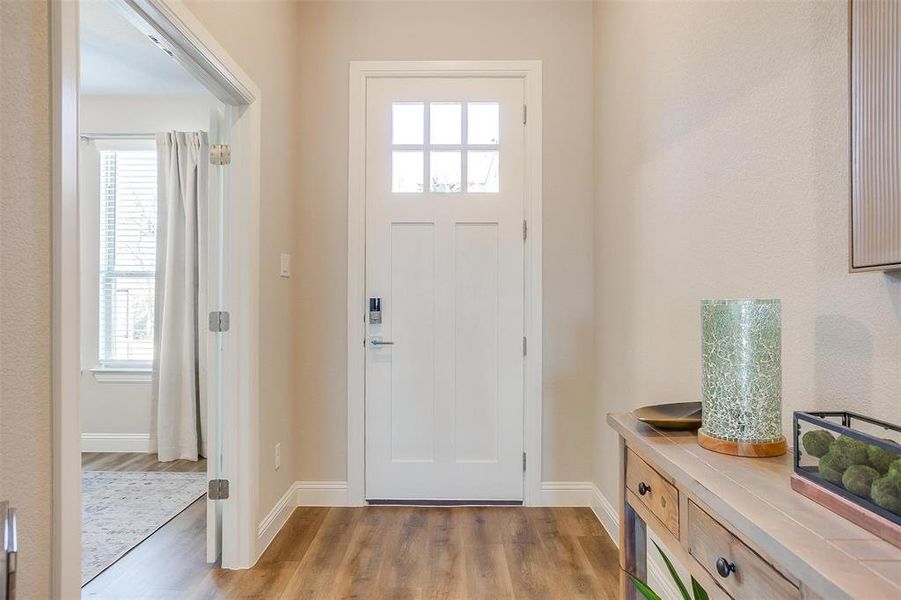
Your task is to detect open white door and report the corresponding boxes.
[205,101,235,563]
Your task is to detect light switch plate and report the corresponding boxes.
[279,253,291,278]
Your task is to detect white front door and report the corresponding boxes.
[365,77,525,501]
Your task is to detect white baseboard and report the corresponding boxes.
[538,481,596,506]
[81,432,151,453]
[296,480,350,506]
[256,482,298,558]
[255,480,350,560]
[589,483,619,543]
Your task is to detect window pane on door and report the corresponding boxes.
[392,103,424,145]
[467,151,499,192]
[430,102,461,144]
[430,151,461,192]
[392,151,424,192]
[467,103,500,144]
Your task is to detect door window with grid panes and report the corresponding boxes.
[391,102,500,194]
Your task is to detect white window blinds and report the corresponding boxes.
[99,149,158,365]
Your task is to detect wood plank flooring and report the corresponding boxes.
[81,452,208,597]
[82,451,207,473]
[81,453,619,598]
[84,502,620,599]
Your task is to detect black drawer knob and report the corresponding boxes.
[638,482,651,496]
[716,557,736,578]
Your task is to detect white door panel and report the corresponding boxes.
[388,222,436,462]
[365,77,524,500]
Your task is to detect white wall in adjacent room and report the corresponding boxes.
[79,95,213,449]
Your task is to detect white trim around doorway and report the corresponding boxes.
[51,1,262,596]
[346,60,543,506]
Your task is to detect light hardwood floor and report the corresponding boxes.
[84,504,619,599]
[82,453,619,599]
[81,451,207,473]
[81,452,208,597]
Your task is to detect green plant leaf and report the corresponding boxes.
[652,541,690,600]
[628,574,663,600]
[691,577,709,600]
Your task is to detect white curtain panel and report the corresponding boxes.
[151,131,209,462]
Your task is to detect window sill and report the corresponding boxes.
[89,367,152,384]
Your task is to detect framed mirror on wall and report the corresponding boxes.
[850,0,901,272]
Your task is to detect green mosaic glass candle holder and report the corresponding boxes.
[698,299,786,457]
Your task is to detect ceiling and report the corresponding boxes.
[79,0,210,96]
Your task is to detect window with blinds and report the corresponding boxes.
[99,149,158,366]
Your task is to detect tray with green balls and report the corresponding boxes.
[793,411,900,537]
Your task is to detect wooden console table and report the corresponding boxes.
[608,412,901,599]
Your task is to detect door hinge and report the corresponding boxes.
[522,452,527,472]
[210,144,231,165]
[522,104,527,125]
[208,479,230,500]
[522,336,527,356]
[523,220,528,241]
[209,311,230,332]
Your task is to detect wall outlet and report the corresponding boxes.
[275,442,281,470]
[279,253,291,278]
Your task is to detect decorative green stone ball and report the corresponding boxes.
[841,464,880,498]
[867,443,900,474]
[870,476,901,515]
[831,436,869,469]
[818,451,848,486]
[801,430,834,458]
[888,459,901,484]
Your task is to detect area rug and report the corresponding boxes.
[81,470,207,585]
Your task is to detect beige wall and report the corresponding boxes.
[293,1,596,483]
[0,0,53,597]
[592,0,901,501]
[183,0,302,520]
[9,4,891,590]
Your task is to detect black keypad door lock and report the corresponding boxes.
[369,298,382,324]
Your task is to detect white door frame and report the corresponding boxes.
[51,1,262,596]
[346,60,543,506]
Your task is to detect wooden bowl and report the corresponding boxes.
[634,402,702,430]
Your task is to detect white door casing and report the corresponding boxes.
[347,61,543,507]
[52,2,262,595]
[364,77,525,500]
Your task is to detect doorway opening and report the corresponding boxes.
[77,1,224,589]
[52,0,262,596]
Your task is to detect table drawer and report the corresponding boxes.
[625,448,679,537]
[688,501,799,599]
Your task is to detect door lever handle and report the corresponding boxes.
[3,501,17,599]
[369,338,394,346]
